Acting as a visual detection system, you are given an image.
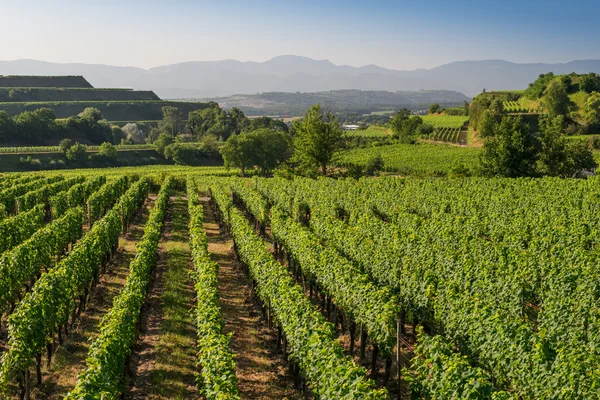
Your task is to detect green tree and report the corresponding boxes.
[110,126,126,145]
[154,133,175,156]
[97,142,118,161]
[579,73,600,93]
[248,128,291,175]
[364,154,384,176]
[428,103,441,114]
[292,104,345,175]
[65,142,88,164]
[583,92,600,126]
[542,80,571,119]
[159,106,183,136]
[220,134,256,176]
[478,110,498,138]
[0,111,17,143]
[390,109,422,143]
[536,115,597,177]
[479,117,540,177]
[164,143,206,165]
[59,138,73,155]
[463,101,470,116]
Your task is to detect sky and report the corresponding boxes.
[1,0,599,70]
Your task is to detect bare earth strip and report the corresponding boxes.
[201,197,302,400]
[27,196,156,400]
[127,195,197,400]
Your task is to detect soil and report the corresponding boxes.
[201,197,302,400]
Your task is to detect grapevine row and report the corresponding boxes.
[50,175,107,218]
[187,178,240,399]
[16,176,86,213]
[0,204,45,254]
[65,177,173,399]
[210,181,387,399]
[0,207,83,317]
[0,178,150,393]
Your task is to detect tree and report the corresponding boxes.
[479,116,540,177]
[390,109,422,143]
[159,106,183,136]
[220,129,291,176]
[65,142,88,164]
[248,128,291,175]
[97,142,118,161]
[110,126,126,145]
[122,123,145,144]
[292,104,345,175]
[244,116,288,133]
[583,92,600,126]
[463,101,470,116]
[59,138,73,154]
[164,143,206,166]
[428,104,441,114]
[0,111,17,143]
[579,73,600,93]
[542,80,571,119]
[154,133,175,156]
[364,154,385,176]
[220,134,256,176]
[536,115,597,177]
[478,110,498,138]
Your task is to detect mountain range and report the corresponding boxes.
[1,56,600,98]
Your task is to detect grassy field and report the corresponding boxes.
[338,142,480,175]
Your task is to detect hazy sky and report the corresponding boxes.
[1,0,599,70]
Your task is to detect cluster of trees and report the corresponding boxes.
[0,107,124,145]
[389,109,434,143]
[58,138,120,165]
[480,115,597,177]
[220,104,351,176]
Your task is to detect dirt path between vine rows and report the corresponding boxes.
[201,197,302,400]
[126,195,197,400]
[27,196,155,400]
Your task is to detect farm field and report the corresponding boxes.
[347,125,390,137]
[0,167,597,399]
[338,142,480,175]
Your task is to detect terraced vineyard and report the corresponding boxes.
[0,166,598,399]
[503,100,538,113]
[420,115,468,144]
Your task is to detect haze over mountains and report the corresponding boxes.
[1,56,600,99]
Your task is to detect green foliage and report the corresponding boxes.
[583,91,600,126]
[405,329,503,400]
[187,105,247,141]
[292,104,345,175]
[97,142,118,160]
[428,103,441,114]
[210,182,387,399]
[164,143,209,166]
[65,178,170,399]
[154,132,175,156]
[479,116,540,177]
[244,116,288,133]
[542,81,571,119]
[364,153,385,176]
[158,105,183,136]
[187,178,240,399]
[524,72,555,99]
[579,73,600,93]
[65,142,88,164]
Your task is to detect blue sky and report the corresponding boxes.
[1,0,599,70]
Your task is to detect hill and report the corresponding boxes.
[206,89,470,117]
[0,77,212,122]
[0,75,92,88]
[0,88,160,102]
[2,57,600,98]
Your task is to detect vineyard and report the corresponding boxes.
[502,100,538,113]
[0,166,597,399]
[420,116,468,144]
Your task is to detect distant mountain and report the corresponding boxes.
[206,90,470,117]
[1,56,600,98]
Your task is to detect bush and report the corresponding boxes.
[65,142,88,164]
[364,154,384,176]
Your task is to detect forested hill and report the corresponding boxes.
[203,90,470,116]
